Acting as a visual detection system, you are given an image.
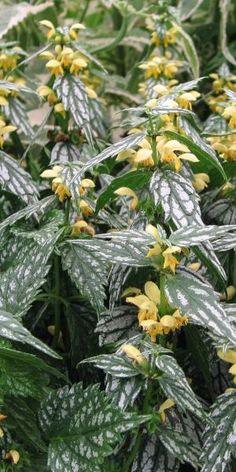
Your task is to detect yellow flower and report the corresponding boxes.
[220,285,236,301]
[85,86,97,99]
[158,398,175,422]
[122,344,146,365]
[59,47,74,67]
[40,165,71,202]
[0,119,16,148]
[177,91,200,109]
[153,84,169,96]
[151,27,177,47]
[69,23,86,41]
[54,102,66,118]
[223,105,236,129]
[46,59,64,76]
[70,55,87,74]
[126,281,160,324]
[162,246,182,273]
[37,85,57,105]
[146,224,162,257]
[188,262,201,271]
[79,178,95,195]
[79,199,93,217]
[133,138,154,167]
[0,53,18,71]
[39,20,56,39]
[145,98,158,109]
[140,319,163,342]
[217,349,236,364]
[229,364,236,376]
[157,138,198,172]
[114,187,138,210]
[71,220,95,237]
[172,309,188,329]
[4,450,20,465]
[193,173,210,192]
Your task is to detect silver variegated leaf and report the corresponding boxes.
[50,142,81,164]
[156,354,205,420]
[0,227,59,318]
[79,132,146,173]
[7,97,34,137]
[158,425,200,469]
[193,241,227,283]
[164,269,236,345]
[212,233,236,251]
[0,195,56,238]
[0,309,59,358]
[150,170,202,227]
[106,375,142,410]
[89,98,107,138]
[0,150,38,204]
[71,232,154,267]
[53,74,93,145]
[169,225,236,247]
[132,432,179,472]
[95,306,138,346]
[200,391,236,472]
[61,241,109,313]
[40,382,149,472]
[109,265,132,312]
[83,353,139,378]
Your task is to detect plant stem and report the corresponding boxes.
[148,116,158,165]
[80,0,90,22]
[52,255,61,350]
[159,274,169,316]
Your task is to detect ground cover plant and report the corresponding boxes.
[0,0,236,470]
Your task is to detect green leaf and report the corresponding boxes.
[95,306,138,346]
[50,142,81,164]
[0,341,49,399]
[61,241,109,313]
[164,269,236,345]
[0,150,38,204]
[169,224,236,247]
[0,346,64,380]
[156,354,205,420]
[40,383,149,472]
[96,169,151,212]
[0,309,60,358]
[175,25,199,78]
[150,169,202,227]
[200,391,236,472]
[219,0,236,66]
[164,129,226,180]
[53,73,93,146]
[4,397,47,452]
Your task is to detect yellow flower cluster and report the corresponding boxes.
[126,281,188,342]
[39,45,88,77]
[208,135,236,161]
[146,15,177,48]
[0,117,16,148]
[146,224,182,273]
[222,103,236,129]
[40,166,95,211]
[117,136,198,172]
[193,173,210,192]
[0,47,21,73]
[139,54,182,80]
[40,20,85,43]
[208,72,236,114]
